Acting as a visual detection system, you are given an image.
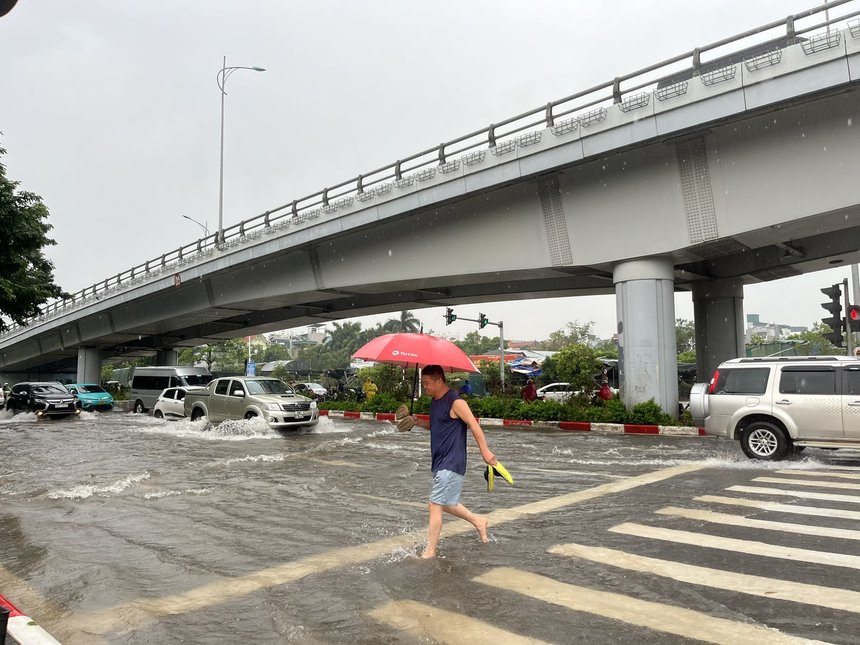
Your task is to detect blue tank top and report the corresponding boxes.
[429,389,467,475]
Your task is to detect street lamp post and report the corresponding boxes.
[217,56,265,244]
[182,214,209,238]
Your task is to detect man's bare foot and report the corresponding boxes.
[476,517,489,543]
[420,549,436,559]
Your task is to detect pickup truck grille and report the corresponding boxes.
[281,402,311,412]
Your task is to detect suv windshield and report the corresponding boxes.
[245,380,294,395]
[32,384,67,394]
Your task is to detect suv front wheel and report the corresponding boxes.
[741,421,791,461]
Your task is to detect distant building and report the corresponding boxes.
[267,326,328,357]
[745,313,807,344]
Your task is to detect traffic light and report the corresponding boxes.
[444,307,457,325]
[478,313,489,329]
[848,305,860,331]
[820,283,844,347]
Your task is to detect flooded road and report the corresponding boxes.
[3,410,860,644]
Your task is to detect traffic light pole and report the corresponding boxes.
[844,278,854,356]
[443,309,506,393]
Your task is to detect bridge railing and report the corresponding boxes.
[3,0,859,338]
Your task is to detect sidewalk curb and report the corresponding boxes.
[0,593,61,645]
[320,409,706,437]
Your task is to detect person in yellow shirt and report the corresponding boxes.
[363,378,378,400]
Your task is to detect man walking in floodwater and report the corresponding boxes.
[396,364,497,558]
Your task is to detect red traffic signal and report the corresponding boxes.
[848,305,860,329]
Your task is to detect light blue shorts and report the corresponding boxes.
[429,469,464,506]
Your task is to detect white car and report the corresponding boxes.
[536,382,574,402]
[0,387,5,410]
[294,382,327,398]
[152,386,204,419]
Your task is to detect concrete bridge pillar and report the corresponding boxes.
[613,257,678,417]
[76,347,102,384]
[692,279,744,383]
[156,349,178,366]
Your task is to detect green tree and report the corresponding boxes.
[787,322,840,356]
[0,145,66,330]
[382,310,420,333]
[550,344,603,396]
[540,321,598,351]
[676,318,696,354]
[455,330,500,356]
[262,342,290,362]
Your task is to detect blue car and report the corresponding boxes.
[66,384,114,411]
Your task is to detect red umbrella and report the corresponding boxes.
[353,333,479,372]
[353,333,479,413]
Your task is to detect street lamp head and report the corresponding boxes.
[252,67,266,72]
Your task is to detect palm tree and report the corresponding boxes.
[387,310,420,333]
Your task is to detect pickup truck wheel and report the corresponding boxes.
[244,411,258,420]
[190,408,205,422]
[133,400,145,414]
[741,421,790,461]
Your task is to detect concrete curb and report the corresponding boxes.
[0,593,61,645]
[320,409,706,437]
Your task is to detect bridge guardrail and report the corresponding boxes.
[3,0,859,339]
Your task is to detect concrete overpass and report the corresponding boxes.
[3,2,860,415]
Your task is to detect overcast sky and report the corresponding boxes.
[1,1,856,341]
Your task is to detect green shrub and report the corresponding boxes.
[629,399,674,426]
[362,392,405,413]
[584,398,629,423]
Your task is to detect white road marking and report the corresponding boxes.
[727,485,860,504]
[70,463,705,633]
[521,467,628,479]
[550,542,860,614]
[695,494,860,521]
[610,523,860,569]
[474,568,826,645]
[776,469,860,480]
[656,506,860,541]
[753,477,860,491]
[368,599,549,645]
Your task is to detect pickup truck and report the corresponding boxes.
[184,376,319,429]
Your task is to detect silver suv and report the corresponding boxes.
[690,356,860,460]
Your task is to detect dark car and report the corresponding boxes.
[5,382,82,418]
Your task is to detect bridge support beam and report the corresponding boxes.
[76,347,102,384]
[692,279,744,383]
[156,349,178,366]
[614,257,678,417]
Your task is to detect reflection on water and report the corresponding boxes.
[2,411,859,643]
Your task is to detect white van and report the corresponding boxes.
[130,366,213,413]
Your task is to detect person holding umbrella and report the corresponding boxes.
[396,364,497,559]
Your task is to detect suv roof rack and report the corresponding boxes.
[736,356,854,363]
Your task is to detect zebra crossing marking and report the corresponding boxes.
[776,470,860,480]
[368,599,549,645]
[549,542,860,614]
[474,567,826,645]
[695,495,860,520]
[753,477,860,491]
[727,485,860,504]
[655,506,860,541]
[609,523,860,569]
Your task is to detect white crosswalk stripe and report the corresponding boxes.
[753,476,860,491]
[776,469,860,480]
[474,568,828,645]
[694,494,860,520]
[609,523,860,569]
[727,485,860,504]
[655,505,860,541]
[548,542,860,614]
[369,600,549,644]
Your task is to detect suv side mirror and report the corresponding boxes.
[233,389,244,397]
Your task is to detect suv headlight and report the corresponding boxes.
[310,401,317,409]
[264,403,281,411]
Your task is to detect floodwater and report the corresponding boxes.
[1,409,854,644]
